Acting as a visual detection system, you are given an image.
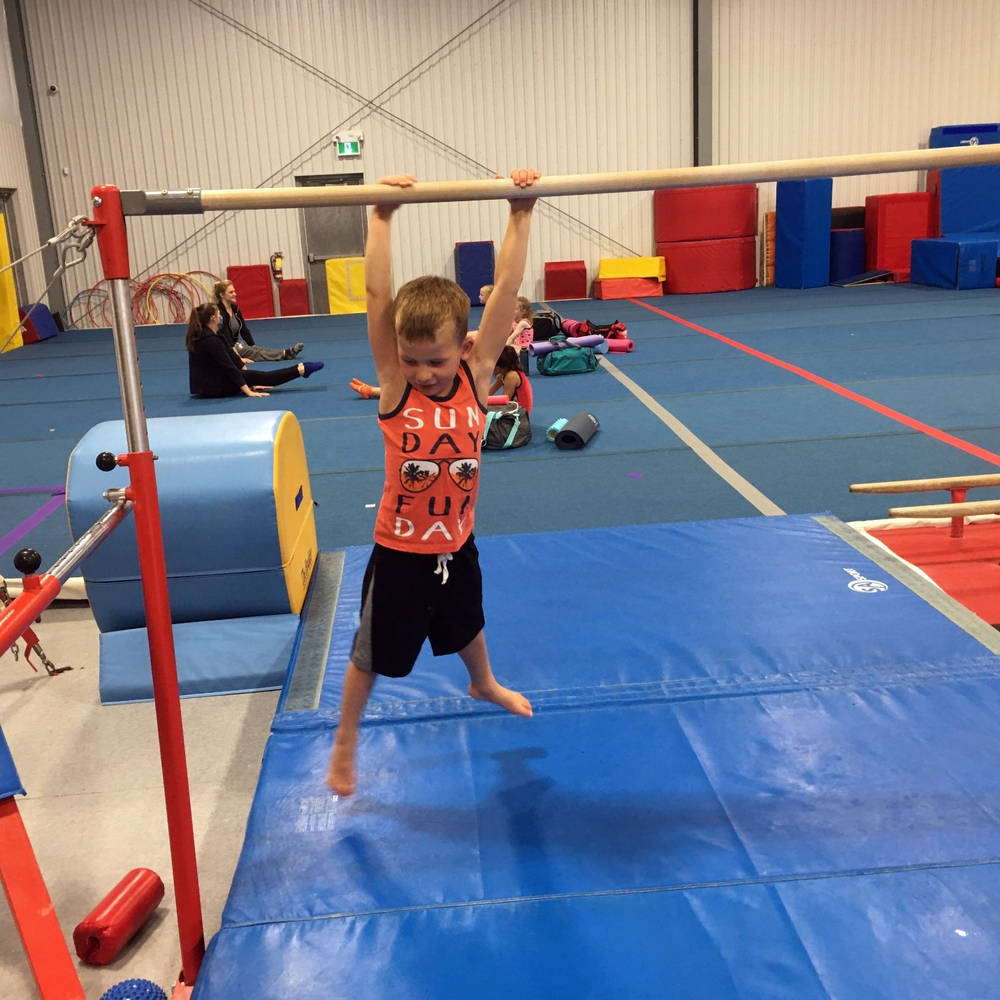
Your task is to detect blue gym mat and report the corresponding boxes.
[192,514,1000,999]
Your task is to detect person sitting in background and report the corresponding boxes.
[489,346,533,414]
[213,280,304,361]
[187,303,323,398]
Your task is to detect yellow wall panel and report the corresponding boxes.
[325,256,367,314]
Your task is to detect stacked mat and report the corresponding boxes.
[654,184,758,293]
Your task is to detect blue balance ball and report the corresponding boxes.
[100,979,168,1000]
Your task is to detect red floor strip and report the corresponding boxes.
[631,298,1000,467]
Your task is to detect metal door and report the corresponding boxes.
[296,173,367,313]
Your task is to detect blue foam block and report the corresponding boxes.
[67,412,292,632]
[829,227,866,283]
[775,178,833,288]
[454,240,495,302]
[937,165,1000,234]
[911,237,999,290]
[24,302,59,340]
[98,613,300,704]
[0,724,25,799]
[929,123,1000,148]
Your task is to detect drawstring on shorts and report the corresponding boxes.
[434,552,453,585]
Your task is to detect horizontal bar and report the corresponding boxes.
[851,473,1000,494]
[0,499,131,653]
[47,498,131,583]
[888,499,1000,519]
[119,143,1000,215]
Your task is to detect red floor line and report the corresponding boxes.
[630,298,1000,467]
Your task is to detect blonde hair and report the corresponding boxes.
[514,296,533,321]
[479,284,494,301]
[393,276,470,343]
[212,280,232,299]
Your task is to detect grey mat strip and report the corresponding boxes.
[282,549,344,712]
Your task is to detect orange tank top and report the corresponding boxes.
[373,361,485,553]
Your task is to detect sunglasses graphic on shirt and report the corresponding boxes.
[399,458,479,493]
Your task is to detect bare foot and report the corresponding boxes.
[326,736,357,796]
[468,681,533,716]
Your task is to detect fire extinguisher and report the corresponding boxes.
[270,250,284,283]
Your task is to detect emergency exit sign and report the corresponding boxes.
[336,136,361,157]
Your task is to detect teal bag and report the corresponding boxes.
[535,346,598,375]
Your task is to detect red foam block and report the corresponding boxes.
[656,236,757,294]
[654,184,758,243]
[226,264,274,319]
[864,193,934,277]
[17,308,38,344]
[73,868,164,965]
[544,260,588,300]
[591,277,662,299]
[278,278,310,316]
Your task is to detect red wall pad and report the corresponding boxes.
[544,260,588,300]
[864,193,934,281]
[656,236,757,294]
[278,278,310,316]
[226,264,275,319]
[653,184,758,243]
[591,277,663,299]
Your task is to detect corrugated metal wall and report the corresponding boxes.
[712,0,1000,213]
[5,0,1000,316]
[17,0,692,313]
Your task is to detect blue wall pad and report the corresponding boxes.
[66,410,314,632]
[937,165,1000,234]
[929,123,1000,147]
[911,237,999,289]
[191,515,1000,998]
[0,724,24,799]
[828,227,865,282]
[99,613,300,705]
[454,240,495,303]
[775,178,833,288]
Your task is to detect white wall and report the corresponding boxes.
[8,0,1000,317]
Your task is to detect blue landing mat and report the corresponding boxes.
[193,515,1000,998]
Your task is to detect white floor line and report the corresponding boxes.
[598,355,785,516]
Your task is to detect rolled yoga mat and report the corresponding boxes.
[606,338,635,353]
[530,335,607,356]
[555,411,600,450]
[546,417,568,441]
[487,394,510,406]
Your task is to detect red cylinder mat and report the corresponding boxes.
[278,278,310,316]
[73,867,164,964]
[226,264,275,318]
[653,184,758,243]
[657,236,757,293]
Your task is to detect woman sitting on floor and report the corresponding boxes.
[186,302,323,398]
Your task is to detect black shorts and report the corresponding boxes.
[350,535,485,678]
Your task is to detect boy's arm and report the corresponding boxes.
[470,170,540,388]
[365,175,416,388]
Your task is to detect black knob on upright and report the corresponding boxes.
[96,451,118,472]
[14,548,42,575]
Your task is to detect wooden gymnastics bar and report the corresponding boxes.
[850,474,1000,495]
[851,474,1000,538]
[121,143,1000,215]
[887,499,1000,519]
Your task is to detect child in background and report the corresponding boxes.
[506,295,534,372]
[327,169,540,798]
[489,346,532,414]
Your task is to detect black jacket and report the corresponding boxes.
[188,330,248,397]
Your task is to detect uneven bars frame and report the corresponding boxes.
[116,143,1000,215]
